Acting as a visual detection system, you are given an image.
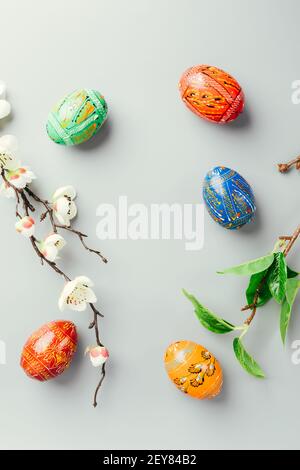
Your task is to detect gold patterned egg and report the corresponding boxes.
[164,340,223,399]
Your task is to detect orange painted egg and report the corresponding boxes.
[179,65,244,123]
[164,341,223,399]
[20,320,77,381]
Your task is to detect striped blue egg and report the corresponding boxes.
[203,166,256,230]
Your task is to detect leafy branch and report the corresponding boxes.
[184,224,300,378]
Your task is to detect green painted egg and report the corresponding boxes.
[46,88,108,146]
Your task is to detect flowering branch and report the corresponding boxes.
[0,134,109,407]
[24,186,108,263]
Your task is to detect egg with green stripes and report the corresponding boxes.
[46,88,108,146]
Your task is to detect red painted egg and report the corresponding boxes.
[20,320,77,381]
[179,65,244,124]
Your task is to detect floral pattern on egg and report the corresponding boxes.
[164,341,223,399]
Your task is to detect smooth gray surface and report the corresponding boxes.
[0,0,300,450]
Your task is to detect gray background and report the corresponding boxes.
[0,0,299,450]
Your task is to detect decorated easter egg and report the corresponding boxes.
[20,320,77,381]
[179,65,244,123]
[46,88,108,145]
[203,166,256,230]
[164,341,223,399]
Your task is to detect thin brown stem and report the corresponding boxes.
[244,306,257,326]
[55,224,108,263]
[90,302,104,319]
[93,363,106,408]
[283,225,300,256]
[277,156,300,173]
[25,187,57,232]
[90,302,106,407]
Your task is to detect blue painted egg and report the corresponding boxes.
[203,166,256,230]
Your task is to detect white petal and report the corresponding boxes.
[68,201,77,220]
[61,279,77,300]
[0,81,6,99]
[45,234,66,250]
[53,211,69,226]
[58,294,66,311]
[0,183,14,198]
[0,135,18,154]
[43,245,58,262]
[84,287,97,303]
[68,301,88,312]
[9,174,26,189]
[25,171,36,183]
[0,100,11,119]
[90,354,106,367]
[55,197,70,217]
[75,275,94,288]
[52,185,76,202]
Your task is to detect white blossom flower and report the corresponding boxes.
[52,186,77,227]
[0,166,36,197]
[15,216,35,237]
[37,233,66,262]
[0,134,19,171]
[58,275,97,311]
[0,81,11,120]
[85,345,109,367]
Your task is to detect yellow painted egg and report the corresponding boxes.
[164,340,223,399]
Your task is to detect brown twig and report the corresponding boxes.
[283,225,300,256]
[93,363,106,408]
[55,224,108,264]
[277,156,300,173]
[90,302,106,407]
[242,224,300,325]
[25,186,56,232]
[24,188,108,263]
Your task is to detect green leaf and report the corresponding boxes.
[233,338,265,378]
[183,289,236,334]
[246,269,272,308]
[280,278,300,344]
[287,266,299,278]
[267,252,287,303]
[218,253,274,276]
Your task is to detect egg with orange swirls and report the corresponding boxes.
[164,341,223,399]
[20,320,77,381]
[179,65,244,124]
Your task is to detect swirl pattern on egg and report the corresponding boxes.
[203,166,256,230]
